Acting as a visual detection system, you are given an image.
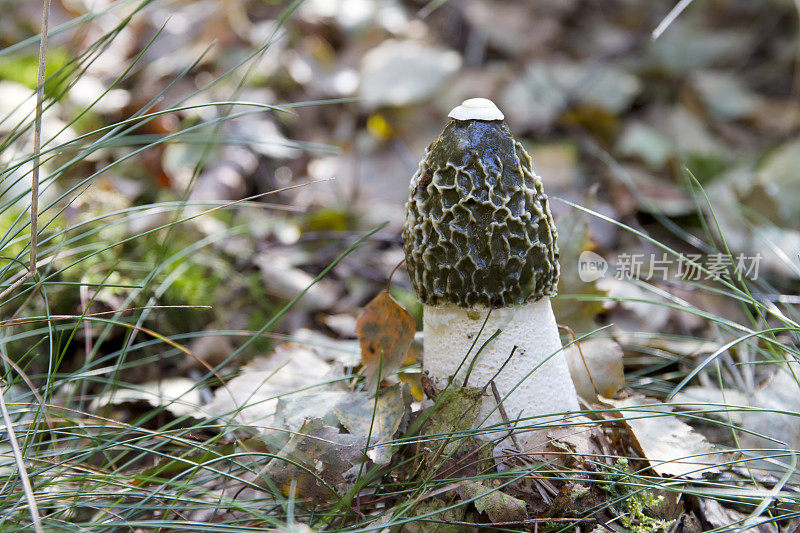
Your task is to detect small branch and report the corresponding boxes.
[4,0,54,306]
[439,517,613,530]
[461,324,500,388]
[560,325,600,397]
[480,345,517,396]
[386,257,405,292]
[30,0,52,277]
[489,380,522,452]
[0,274,34,304]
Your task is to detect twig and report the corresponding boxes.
[80,284,92,361]
[559,325,600,397]
[0,381,44,533]
[0,276,34,304]
[31,0,51,276]
[0,305,211,327]
[0,0,51,307]
[652,0,694,40]
[438,517,613,530]
[480,345,517,396]
[386,257,405,292]
[489,380,522,453]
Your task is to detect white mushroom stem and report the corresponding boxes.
[423,298,580,435]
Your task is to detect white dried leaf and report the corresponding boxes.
[501,61,640,129]
[205,343,331,429]
[90,377,203,419]
[596,278,671,331]
[739,369,800,465]
[700,498,778,533]
[604,396,718,478]
[333,383,408,464]
[691,71,761,121]
[519,415,604,470]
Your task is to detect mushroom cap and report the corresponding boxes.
[402,104,559,308]
[448,98,504,121]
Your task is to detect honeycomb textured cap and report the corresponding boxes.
[402,118,559,308]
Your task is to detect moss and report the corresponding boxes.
[0,47,74,99]
[604,459,676,533]
[301,207,357,233]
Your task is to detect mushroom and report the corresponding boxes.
[402,98,579,434]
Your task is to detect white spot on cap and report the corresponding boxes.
[448,98,504,121]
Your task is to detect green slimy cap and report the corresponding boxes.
[402,99,559,308]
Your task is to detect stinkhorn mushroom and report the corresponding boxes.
[402,98,579,433]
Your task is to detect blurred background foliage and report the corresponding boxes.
[0,0,799,449]
[2,0,800,529]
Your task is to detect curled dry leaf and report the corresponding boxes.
[356,289,417,391]
[700,498,778,533]
[564,337,625,402]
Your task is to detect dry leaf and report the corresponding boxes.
[737,368,800,473]
[700,498,778,533]
[552,207,607,335]
[564,337,625,402]
[402,498,468,533]
[520,415,604,471]
[356,290,416,391]
[260,418,365,501]
[669,386,749,424]
[457,480,527,523]
[205,343,332,428]
[89,377,203,419]
[276,389,352,432]
[604,396,718,478]
[333,383,409,464]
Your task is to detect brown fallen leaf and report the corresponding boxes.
[259,418,366,501]
[356,289,417,391]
